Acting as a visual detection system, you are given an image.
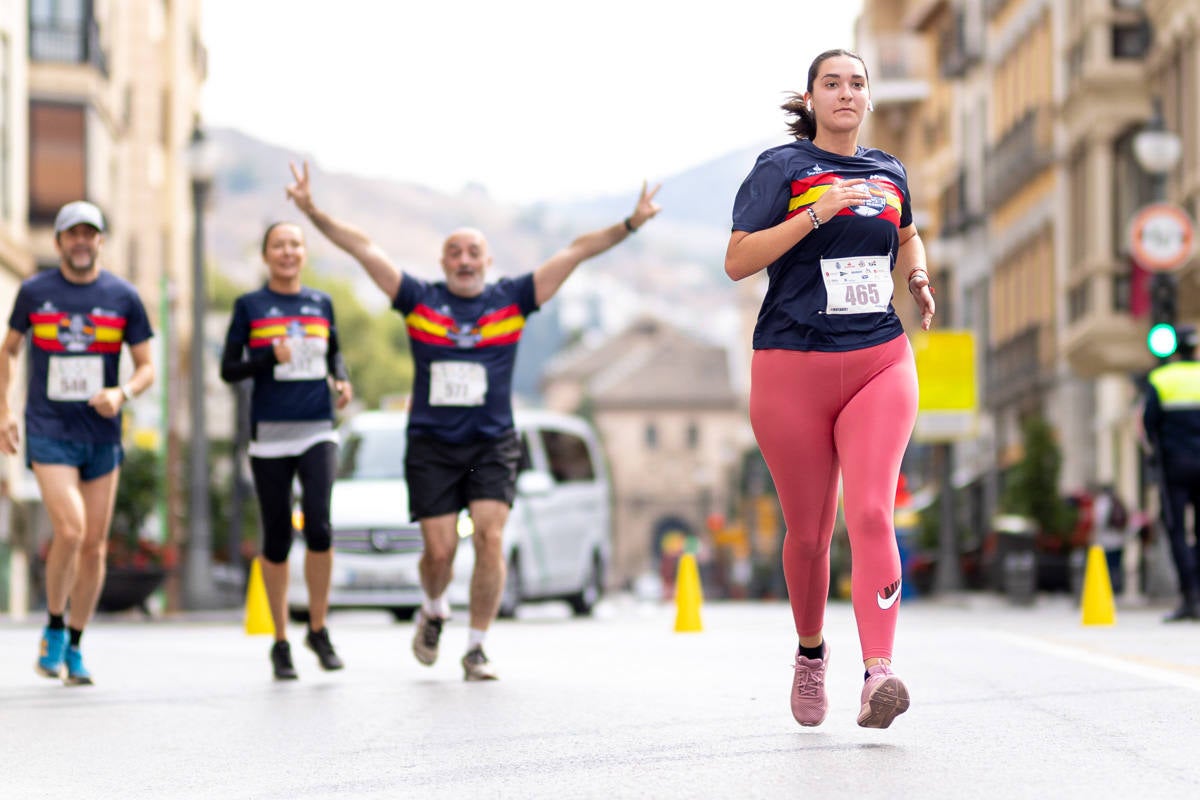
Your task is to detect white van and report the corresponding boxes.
[286,408,612,621]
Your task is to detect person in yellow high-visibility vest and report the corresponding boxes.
[1143,325,1200,622]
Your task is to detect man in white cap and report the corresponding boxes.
[0,200,155,685]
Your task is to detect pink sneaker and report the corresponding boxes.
[790,643,830,727]
[856,663,910,728]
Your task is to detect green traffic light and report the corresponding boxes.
[1148,323,1179,358]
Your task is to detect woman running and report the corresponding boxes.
[725,48,935,729]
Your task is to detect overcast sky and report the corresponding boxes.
[201,0,864,206]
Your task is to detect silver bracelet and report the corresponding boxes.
[806,206,821,229]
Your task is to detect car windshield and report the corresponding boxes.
[337,427,407,479]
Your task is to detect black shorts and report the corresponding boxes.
[405,431,522,521]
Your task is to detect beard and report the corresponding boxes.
[63,251,97,274]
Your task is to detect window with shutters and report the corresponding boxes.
[30,101,86,224]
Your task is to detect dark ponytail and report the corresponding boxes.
[782,48,871,141]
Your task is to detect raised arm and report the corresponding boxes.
[533,181,661,307]
[285,161,403,300]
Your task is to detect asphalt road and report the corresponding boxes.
[2,593,1199,799]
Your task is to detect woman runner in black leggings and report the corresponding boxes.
[221,221,353,680]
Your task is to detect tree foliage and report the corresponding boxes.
[1001,415,1075,539]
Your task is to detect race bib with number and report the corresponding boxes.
[273,336,328,381]
[429,361,487,406]
[47,355,103,401]
[820,255,892,315]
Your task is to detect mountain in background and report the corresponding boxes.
[206,128,771,401]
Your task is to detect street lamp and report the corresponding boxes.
[183,124,219,608]
[1132,100,1181,185]
[228,379,251,573]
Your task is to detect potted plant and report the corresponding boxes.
[100,445,176,613]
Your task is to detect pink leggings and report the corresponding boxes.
[749,335,918,662]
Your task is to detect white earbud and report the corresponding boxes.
[806,100,813,113]
[867,100,874,112]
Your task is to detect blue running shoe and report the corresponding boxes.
[35,627,68,679]
[63,646,93,686]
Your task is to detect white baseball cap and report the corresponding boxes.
[54,201,106,234]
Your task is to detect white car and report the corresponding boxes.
[287,408,612,621]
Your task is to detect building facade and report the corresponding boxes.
[541,316,747,588]
[2,0,206,615]
[856,0,1198,545]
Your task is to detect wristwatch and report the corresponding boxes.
[120,384,134,403]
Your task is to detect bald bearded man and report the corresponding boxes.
[285,162,660,680]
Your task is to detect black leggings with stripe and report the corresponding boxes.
[250,441,337,564]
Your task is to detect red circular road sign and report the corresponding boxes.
[1129,203,1196,272]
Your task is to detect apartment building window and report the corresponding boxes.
[686,422,699,450]
[30,101,85,224]
[1112,22,1151,60]
[645,422,657,450]
[30,0,87,62]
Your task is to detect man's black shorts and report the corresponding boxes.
[405,431,522,521]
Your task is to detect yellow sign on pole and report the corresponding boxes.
[912,330,978,442]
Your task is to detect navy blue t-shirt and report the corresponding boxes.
[222,285,342,428]
[731,138,913,352]
[8,269,153,443]
[393,273,539,443]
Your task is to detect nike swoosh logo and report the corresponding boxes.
[876,579,902,610]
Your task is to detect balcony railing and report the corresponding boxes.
[30,16,107,76]
[988,326,1045,408]
[939,9,982,79]
[939,167,985,237]
[984,104,1054,209]
[861,34,929,106]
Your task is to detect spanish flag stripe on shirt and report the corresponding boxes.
[784,175,903,227]
[412,304,456,328]
[248,316,330,347]
[480,330,522,347]
[28,311,126,352]
[94,326,123,344]
[405,312,450,340]
[88,313,127,329]
[30,338,122,354]
[479,315,525,340]
[408,327,454,346]
[477,304,522,327]
[31,323,60,341]
[404,302,527,349]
